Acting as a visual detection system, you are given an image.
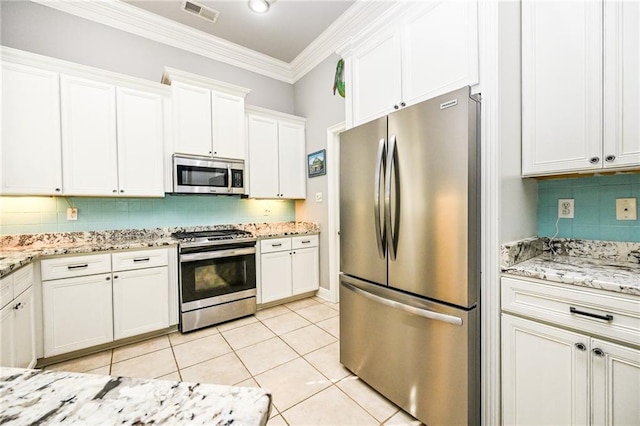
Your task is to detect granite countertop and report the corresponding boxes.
[0,367,271,425]
[0,221,320,278]
[501,237,640,296]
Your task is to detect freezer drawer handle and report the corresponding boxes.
[569,307,613,322]
[342,281,463,326]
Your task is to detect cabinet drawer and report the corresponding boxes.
[41,254,111,281]
[502,276,640,347]
[12,264,33,297]
[0,275,13,310]
[112,248,168,272]
[292,235,318,249]
[260,237,292,253]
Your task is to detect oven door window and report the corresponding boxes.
[181,253,256,303]
[177,165,228,188]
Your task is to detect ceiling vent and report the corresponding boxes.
[182,0,220,24]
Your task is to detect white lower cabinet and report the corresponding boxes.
[42,248,171,358]
[112,267,169,340]
[501,276,640,426]
[0,264,36,368]
[259,235,319,304]
[43,273,113,357]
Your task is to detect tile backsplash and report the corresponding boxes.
[538,174,640,242]
[0,195,295,235]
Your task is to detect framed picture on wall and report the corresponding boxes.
[307,149,326,178]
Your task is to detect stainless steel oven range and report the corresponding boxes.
[172,229,256,333]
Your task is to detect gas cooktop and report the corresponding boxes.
[171,229,255,247]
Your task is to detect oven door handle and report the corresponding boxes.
[180,247,256,262]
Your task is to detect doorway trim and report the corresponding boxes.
[321,121,346,303]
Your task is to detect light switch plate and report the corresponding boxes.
[315,192,323,203]
[616,198,637,220]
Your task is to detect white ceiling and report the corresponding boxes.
[123,0,356,62]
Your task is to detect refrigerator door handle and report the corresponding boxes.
[374,138,387,257]
[385,135,398,261]
[342,280,464,326]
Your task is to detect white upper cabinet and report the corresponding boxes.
[603,0,640,169]
[340,1,479,128]
[246,106,307,199]
[1,47,169,196]
[1,62,63,195]
[61,75,119,196]
[522,0,640,176]
[163,68,250,160]
[116,87,165,197]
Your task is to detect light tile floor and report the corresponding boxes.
[45,296,422,425]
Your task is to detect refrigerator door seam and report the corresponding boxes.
[342,280,464,326]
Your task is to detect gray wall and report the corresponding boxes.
[498,1,538,243]
[293,54,345,290]
[0,1,294,113]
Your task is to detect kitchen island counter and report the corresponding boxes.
[0,367,271,425]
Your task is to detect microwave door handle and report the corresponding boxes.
[227,165,232,192]
[374,138,387,258]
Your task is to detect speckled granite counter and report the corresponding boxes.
[0,221,319,278]
[501,237,640,296]
[0,367,271,425]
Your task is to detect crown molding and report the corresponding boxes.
[162,66,252,96]
[29,0,398,84]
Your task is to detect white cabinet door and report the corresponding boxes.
[591,339,640,426]
[291,247,319,295]
[603,0,640,169]
[351,30,402,127]
[402,1,478,107]
[522,0,603,176]
[1,63,62,195]
[61,75,118,195]
[0,304,14,367]
[502,314,589,426]
[172,81,212,157]
[13,287,35,369]
[260,251,293,304]
[247,114,280,198]
[277,121,306,199]
[211,92,245,160]
[43,273,113,357]
[116,87,165,197]
[113,267,169,340]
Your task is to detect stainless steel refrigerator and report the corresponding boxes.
[339,86,480,426]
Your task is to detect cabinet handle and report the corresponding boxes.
[67,264,88,270]
[13,302,23,310]
[120,189,124,193]
[106,276,111,281]
[393,104,399,110]
[400,102,406,107]
[569,306,613,322]
[589,156,600,164]
[133,258,150,262]
[575,343,587,351]
[113,275,118,279]
[592,348,605,357]
[301,240,311,244]
[272,243,282,247]
[55,188,61,192]
[605,155,616,162]
[113,189,118,193]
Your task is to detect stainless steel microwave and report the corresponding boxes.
[172,154,245,195]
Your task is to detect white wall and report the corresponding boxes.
[0,1,294,113]
[293,53,346,290]
[498,1,538,243]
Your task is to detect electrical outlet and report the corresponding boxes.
[616,198,637,220]
[558,199,574,219]
[315,192,323,203]
[263,209,271,216]
[67,207,78,221]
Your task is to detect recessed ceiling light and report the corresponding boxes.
[248,0,269,14]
